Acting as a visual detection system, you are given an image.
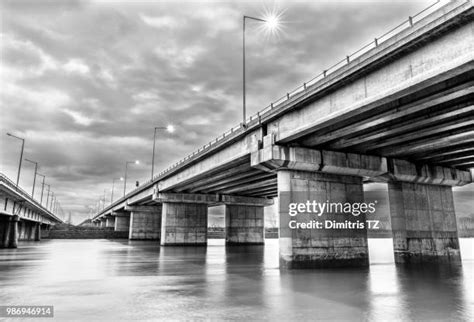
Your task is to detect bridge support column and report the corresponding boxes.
[114,214,130,232]
[100,218,106,228]
[105,216,116,228]
[35,223,41,241]
[161,203,208,246]
[278,170,369,269]
[388,182,461,264]
[128,206,162,240]
[1,217,11,248]
[225,205,264,245]
[252,145,387,269]
[6,215,19,248]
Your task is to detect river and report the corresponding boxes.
[0,238,473,321]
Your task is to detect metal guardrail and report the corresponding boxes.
[95,0,469,218]
[0,173,63,223]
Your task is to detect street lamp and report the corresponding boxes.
[6,133,25,186]
[242,15,280,125]
[45,184,51,209]
[123,160,139,196]
[49,192,55,211]
[151,125,175,179]
[36,173,46,205]
[24,158,38,198]
[111,177,124,203]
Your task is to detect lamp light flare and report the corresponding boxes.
[265,15,279,30]
[135,160,140,165]
[259,8,285,38]
[166,124,175,133]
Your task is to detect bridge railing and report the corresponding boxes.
[0,173,63,223]
[96,0,467,218]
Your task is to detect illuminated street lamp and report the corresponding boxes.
[6,133,25,186]
[151,125,175,179]
[123,160,139,196]
[24,158,38,198]
[242,14,280,125]
[111,177,124,203]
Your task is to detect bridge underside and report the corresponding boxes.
[93,2,474,269]
[281,65,474,170]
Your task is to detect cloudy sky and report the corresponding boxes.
[2,0,460,223]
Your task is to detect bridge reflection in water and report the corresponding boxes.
[0,238,472,321]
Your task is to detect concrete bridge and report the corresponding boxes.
[92,0,474,268]
[0,173,64,248]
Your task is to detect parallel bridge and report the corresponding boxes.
[0,173,63,248]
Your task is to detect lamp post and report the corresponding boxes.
[6,133,25,186]
[123,160,139,196]
[24,158,38,198]
[49,193,55,212]
[111,177,124,203]
[242,15,280,125]
[151,125,175,179]
[45,184,51,209]
[102,189,107,210]
[37,173,46,205]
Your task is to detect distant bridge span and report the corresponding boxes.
[93,0,474,268]
[0,173,64,248]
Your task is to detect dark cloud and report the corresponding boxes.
[4,0,465,224]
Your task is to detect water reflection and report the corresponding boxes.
[0,239,472,321]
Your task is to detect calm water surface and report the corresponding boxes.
[0,238,473,321]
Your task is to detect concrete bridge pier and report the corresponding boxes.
[155,193,217,246]
[385,159,470,264]
[160,202,208,246]
[251,144,388,268]
[127,205,162,240]
[114,213,130,232]
[99,217,106,228]
[225,205,264,245]
[222,196,271,245]
[389,182,461,264]
[105,215,116,228]
[277,170,369,269]
[1,215,19,248]
[35,222,41,241]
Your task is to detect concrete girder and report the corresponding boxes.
[378,130,474,157]
[174,163,252,192]
[251,144,472,186]
[198,172,274,194]
[304,84,474,147]
[275,57,473,145]
[219,178,278,195]
[329,103,474,150]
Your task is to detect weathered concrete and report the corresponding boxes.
[105,216,116,228]
[114,214,130,232]
[278,170,369,269]
[129,206,162,240]
[161,203,208,246]
[99,218,106,228]
[1,217,12,248]
[388,182,461,263]
[35,223,41,241]
[225,205,264,245]
[1,215,20,248]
